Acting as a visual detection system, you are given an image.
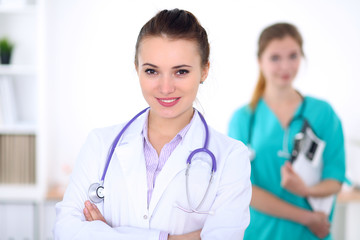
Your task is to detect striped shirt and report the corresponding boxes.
[142,111,195,239]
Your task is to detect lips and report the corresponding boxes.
[281,74,291,80]
[156,97,180,107]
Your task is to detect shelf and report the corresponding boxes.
[0,123,37,134]
[337,188,360,203]
[349,138,360,147]
[0,5,36,14]
[46,185,65,201]
[0,65,36,76]
[0,0,45,207]
[0,184,43,202]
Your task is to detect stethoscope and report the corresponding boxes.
[88,107,217,215]
[247,96,307,161]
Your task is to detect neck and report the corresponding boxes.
[148,108,194,138]
[263,85,303,128]
[263,85,300,104]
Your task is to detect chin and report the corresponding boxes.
[277,79,293,87]
[152,107,178,118]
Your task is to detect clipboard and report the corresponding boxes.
[290,120,334,215]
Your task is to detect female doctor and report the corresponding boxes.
[228,23,345,240]
[54,9,251,240]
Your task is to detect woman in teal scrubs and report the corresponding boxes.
[228,23,345,240]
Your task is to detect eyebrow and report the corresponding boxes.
[142,63,192,69]
[142,63,158,68]
[172,64,192,69]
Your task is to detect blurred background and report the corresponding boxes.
[0,0,359,239]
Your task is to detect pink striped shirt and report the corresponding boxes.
[142,112,195,240]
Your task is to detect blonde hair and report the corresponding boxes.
[250,23,304,110]
[250,71,266,110]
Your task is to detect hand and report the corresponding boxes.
[83,200,107,224]
[168,229,201,240]
[305,211,330,239]
[281,161,308,197]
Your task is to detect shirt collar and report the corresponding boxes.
[141,109,197,144]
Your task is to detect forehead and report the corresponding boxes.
[264,36,301,54]
[137,36,201,65]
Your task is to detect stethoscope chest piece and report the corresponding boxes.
[88,182,105,203]
[86,108,216,210]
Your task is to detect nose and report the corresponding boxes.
[159,75,175,95]
[279,59,293,71]
[279,59,289,70]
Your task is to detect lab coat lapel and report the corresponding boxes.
[114,112,148,214]
[148,113,205,215]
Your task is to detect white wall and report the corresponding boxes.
[45,0,360,187]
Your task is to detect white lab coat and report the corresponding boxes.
[54,109,251,240]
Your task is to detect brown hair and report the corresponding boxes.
[134,9,210,68]
[250,23,304,110]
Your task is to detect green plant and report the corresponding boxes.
[0,37,14,64]
[0,37,14,54]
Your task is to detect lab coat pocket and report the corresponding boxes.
[169,203,209,235]
[169,157,213,234]
[185,158,213,209]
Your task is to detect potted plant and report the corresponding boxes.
[0,37,15,64]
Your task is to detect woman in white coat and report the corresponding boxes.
[54,9,251,240]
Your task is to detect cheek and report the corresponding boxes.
[189,83,200,99]
[139,78,154,95]
[261,62,276,77]
[293,60,301,72]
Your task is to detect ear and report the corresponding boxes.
[200,62,210,84]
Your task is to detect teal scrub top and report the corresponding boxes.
[228,96,345,240]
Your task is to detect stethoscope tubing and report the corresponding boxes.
[248,97,307,149]
[89,107,218,214]
[101,107,149,182]
[101,107,217,181]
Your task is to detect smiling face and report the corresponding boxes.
[136,36,209,123]
[259,35,302,90]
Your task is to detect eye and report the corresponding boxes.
[270,55,280,62]
[176,69,189,75]
[290,53,298,60]
[145,68,157,75]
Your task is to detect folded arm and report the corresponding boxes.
[251,185,330,238]
[54,130,162,240]
[281,161,342,197]
[83,200,201,240]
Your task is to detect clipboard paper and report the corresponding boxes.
[291,121,334,215]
